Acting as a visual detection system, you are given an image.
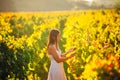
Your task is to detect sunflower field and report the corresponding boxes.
[0,10,120,80]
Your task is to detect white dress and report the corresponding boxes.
[47,49,67,80]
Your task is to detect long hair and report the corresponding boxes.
[47,29,60,50]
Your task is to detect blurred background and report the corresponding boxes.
[0,0,119,12]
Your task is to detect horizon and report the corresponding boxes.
[0,0,118,12]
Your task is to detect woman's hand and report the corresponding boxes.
[69,53,76,58]
[61,47,76,57]
[67,47,76,53]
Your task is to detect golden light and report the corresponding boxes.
[86,0,93,2]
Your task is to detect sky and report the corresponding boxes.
[0,0,118,12]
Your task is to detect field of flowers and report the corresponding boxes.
[0,10,120,80]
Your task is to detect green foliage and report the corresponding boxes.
[0,41,29,79]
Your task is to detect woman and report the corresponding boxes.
[47,29,76,80]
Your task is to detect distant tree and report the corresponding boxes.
[114,0,120,12]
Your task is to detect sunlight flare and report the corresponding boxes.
[86,0,93,2]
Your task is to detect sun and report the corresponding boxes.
[86,0,93,2]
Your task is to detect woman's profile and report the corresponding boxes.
[47,29,76,80]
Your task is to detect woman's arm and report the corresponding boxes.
[48,45,75,63]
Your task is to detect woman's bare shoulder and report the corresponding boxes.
[48,44,55,49]
[48,44,56,54]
